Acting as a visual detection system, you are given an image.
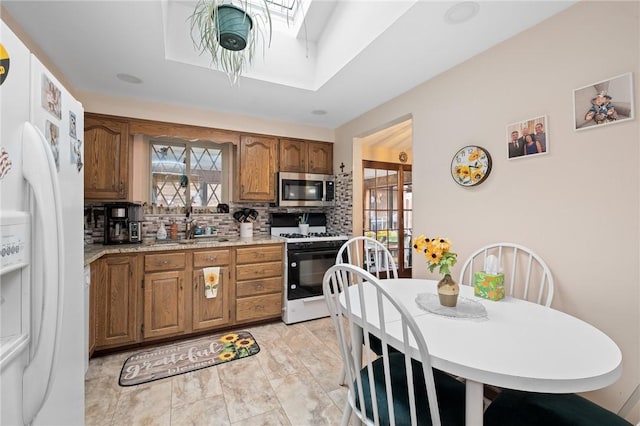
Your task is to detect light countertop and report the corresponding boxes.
[84,236,285,265]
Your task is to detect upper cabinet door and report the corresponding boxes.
[307,141,333,174]
[238,135,278,202]
[279,138,306,173]
[84,114,130,200]
[279,139,333,175]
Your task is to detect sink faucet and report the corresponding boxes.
[185,220,196,239]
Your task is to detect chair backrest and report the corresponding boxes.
[323,263,442,426]
[458,242,554,306]
[336,236,398,279]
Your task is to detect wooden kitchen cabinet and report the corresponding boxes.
[88,263,98,357]
[237,135,278,202]
[279,138,333,174]
[192,249,231,330]
[143,252,187,339]
[235,245,283,323]
[95,254,138,349]
[84,113,130,200]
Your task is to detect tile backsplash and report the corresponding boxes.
[84,173,354,245]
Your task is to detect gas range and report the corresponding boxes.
[270,212,349,325]
[273,228,349,244]
[278,232,344,239]
[269,213,348,243]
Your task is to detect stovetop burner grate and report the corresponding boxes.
[279,232,344,239]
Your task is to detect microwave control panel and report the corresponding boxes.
[325,180,335,202]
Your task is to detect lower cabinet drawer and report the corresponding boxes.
[236,293,282,322]
[236,277,283,297]
[145,253,186,272]
[236,261,283,281]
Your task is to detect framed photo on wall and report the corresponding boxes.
[573,72,634,131]
[506,115,548,160]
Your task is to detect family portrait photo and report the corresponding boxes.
[573,72,634,131]
[41,74,61,120]
[506,115,548,160]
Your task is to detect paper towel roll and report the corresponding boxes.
[240,222,253,238]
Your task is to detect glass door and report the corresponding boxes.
[363,161,412,277]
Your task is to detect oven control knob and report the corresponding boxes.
[290,262,297,267]
[291,284,297,289]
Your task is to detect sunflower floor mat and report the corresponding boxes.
[118,330,260,386]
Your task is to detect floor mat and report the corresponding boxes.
[119,330,259,386]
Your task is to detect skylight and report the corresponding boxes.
[251,0,308,30]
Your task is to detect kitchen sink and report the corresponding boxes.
[144,237,232,246]
[178,237,229,244]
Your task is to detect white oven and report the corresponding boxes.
[270,213,348,324]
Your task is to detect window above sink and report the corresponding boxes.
[150,138,232,208]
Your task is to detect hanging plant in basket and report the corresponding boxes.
[190,0,274,84]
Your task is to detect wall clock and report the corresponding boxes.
[450,145,492,186]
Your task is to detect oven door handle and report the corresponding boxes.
[289,249,340,258]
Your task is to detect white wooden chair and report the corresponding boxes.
[323,263,466,426]
[335,236,399,385]
[458,242,554,307]
[484,383,639,426]
[336,236,398,279]
[618,384,640,425]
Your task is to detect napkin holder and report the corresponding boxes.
[473,271,505,301]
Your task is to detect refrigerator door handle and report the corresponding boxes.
[20,122,65,424]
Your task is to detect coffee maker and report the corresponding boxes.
[104,202,143,244]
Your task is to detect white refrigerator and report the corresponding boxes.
[0,20,85,425]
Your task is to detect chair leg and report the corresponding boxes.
[338,365,346,386]
[341,399,353,426]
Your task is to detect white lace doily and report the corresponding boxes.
[415,293,488,320]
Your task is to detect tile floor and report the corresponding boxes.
[85,317,352,426]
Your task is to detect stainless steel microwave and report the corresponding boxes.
[278,172,335,207]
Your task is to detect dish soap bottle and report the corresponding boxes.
[170,220,178,240]
[156,222,167,240]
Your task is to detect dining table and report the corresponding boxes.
[340,278,623,426]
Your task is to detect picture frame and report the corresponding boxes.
[573,72,634,131]
[69,111,77,139]
[45,120,60,171]
[41,74,61,120]
[506,115,548,160]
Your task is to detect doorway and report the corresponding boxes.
[362,161,412,277]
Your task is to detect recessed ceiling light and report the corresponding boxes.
[311,109,327,115]
[444,1,479,25]
[116,73,143,84]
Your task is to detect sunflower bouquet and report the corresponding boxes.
[413,235,458,276]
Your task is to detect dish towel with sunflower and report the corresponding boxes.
[203,267,220,298]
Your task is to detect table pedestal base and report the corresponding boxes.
[466,380,484,426]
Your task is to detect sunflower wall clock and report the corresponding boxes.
[451,145,492,186]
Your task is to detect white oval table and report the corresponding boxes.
[341,278,623,426]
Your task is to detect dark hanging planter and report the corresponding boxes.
[214,4,253,51]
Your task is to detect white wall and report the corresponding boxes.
[336,1,639,418]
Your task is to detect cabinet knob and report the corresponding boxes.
[256,305,264,311]
[161,260,169,265]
